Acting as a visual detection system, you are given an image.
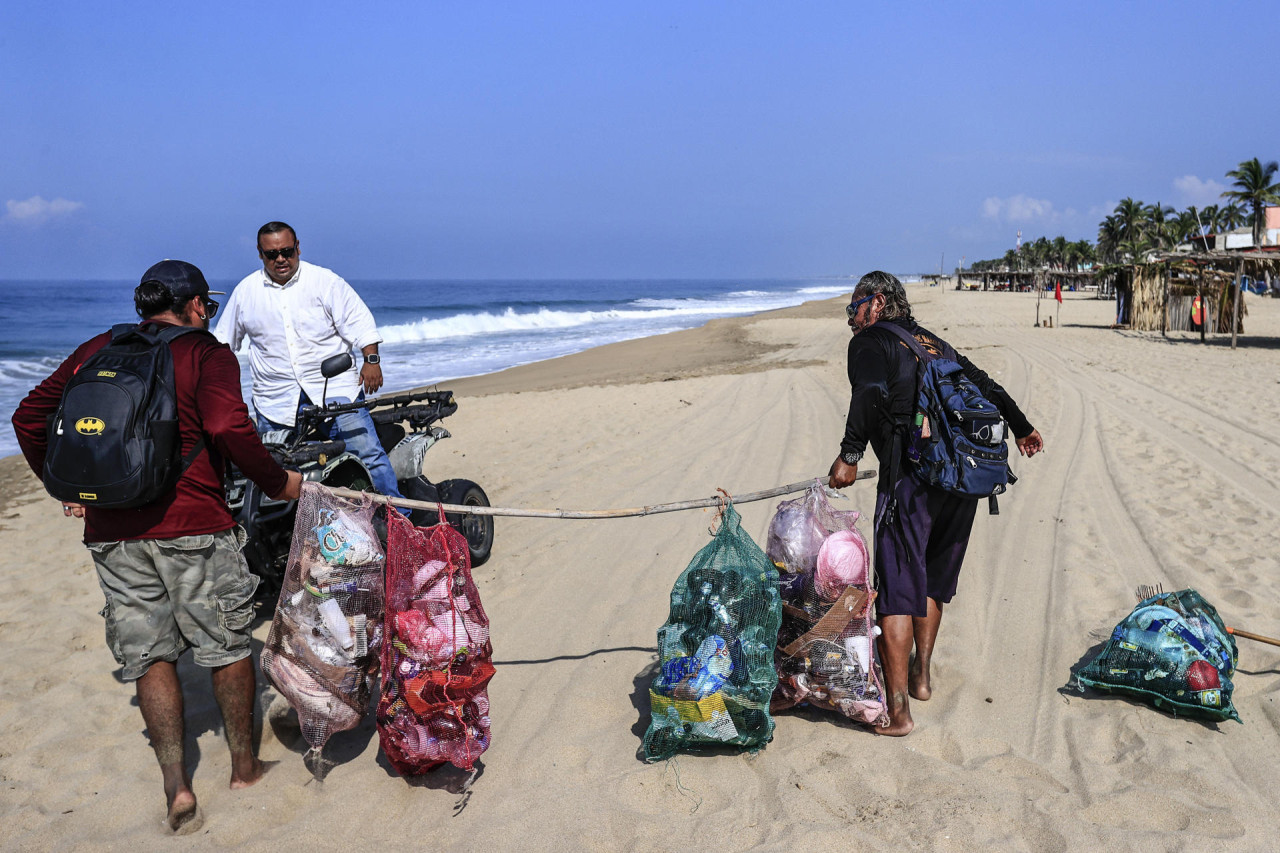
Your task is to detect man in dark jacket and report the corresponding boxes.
[828,271,1043,736]
[11,260,302,833]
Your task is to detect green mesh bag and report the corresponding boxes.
[1077,588,1240,723]
[643,503,782,761]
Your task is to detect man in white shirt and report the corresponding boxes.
[215,221,404,503]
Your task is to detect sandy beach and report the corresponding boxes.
[3,283,1280,851]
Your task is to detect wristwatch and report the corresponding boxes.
[841,450,863,465]
[363,353,381,365]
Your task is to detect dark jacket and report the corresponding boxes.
[840,317,1034,491]
[12,322,288,543]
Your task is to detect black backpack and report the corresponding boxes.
[43,322,209,508]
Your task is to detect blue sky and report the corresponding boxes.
[2,1,1277,280]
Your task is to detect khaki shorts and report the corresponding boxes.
[87,527,260,681]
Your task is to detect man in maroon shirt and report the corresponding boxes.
[11,260,302,834]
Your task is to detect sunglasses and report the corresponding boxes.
[260,246,297,261]
[203,296,219,319]
[845,294,874,318]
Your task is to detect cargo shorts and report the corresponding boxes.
[87,527,260,681]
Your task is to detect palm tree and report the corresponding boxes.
[1074,240,1095,269]
[1051,235,1069,269]
[1117,235,1153,263]
[1200,204,1219,234]
[1218,202,1247,232]
[1097,214,1122,264]
[1028,236,1051,270]
[1114,198,1150,244]
[1221,158,1280,247]
[1180,206,1205,235]
[1146,203,1176,248]
[1167,207,1201,247]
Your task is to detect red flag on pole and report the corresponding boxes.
[1054,280,1063,303]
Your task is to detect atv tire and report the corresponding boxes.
[437,478,494,567]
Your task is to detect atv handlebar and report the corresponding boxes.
[294,388,457,441]
[304,388,454,417]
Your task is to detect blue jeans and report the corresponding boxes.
[256,391,408,510]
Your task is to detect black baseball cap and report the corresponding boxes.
[139,259,225,299]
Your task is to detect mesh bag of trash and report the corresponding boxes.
[643,501,782,761]
[768,485,888,727]
[261,483,386,762]
[1077,588,1240,723]
[377,509,494,774]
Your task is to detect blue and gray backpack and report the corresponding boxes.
[877,323,1015,512]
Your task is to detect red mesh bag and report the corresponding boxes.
[261,484,386,764]
[378,509,494,774]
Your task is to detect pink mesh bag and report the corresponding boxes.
[768,483,887,727]
[378,508,494,775]
[261,484,386,764]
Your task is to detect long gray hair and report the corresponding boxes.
[853,270,913,323]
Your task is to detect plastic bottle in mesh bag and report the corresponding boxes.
[643,502,781,761]
[261,484,386,766]
[378,509,494,775]
[767,483,888,727]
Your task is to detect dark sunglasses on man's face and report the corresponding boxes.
[203,297,219,319]
[845,294,874,318]
[261,246,297,261]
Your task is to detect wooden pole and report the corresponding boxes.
[1162,264,1169,338]
[1035,272,1042,327]
[324,470,877,519]
[1198,276,1206,344]
[1227,626,1280,648]
[1231,260,1242,350]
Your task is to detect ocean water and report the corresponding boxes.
[0,278,857,458]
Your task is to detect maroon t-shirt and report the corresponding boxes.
[11,322,289,543]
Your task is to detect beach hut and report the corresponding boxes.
[1119,250,1280,346]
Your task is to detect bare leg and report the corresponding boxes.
[909,598,944,701]
[136,661,202,834]
[875,614,915,736]
[211,658,273,788]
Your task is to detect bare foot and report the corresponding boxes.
[874,690,915,737]
[166,789,202,835]
[230,756,276,789]
[908,656,932,701]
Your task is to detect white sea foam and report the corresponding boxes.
[797,284,854,294]
[379,300,782,344]
[0,356,64,391]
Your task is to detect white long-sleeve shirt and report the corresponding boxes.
[214,260,382,427]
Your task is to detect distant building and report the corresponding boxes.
[1182,205,1279,251]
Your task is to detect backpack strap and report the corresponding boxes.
[154,324,209,344]
[180,436,207,472]
[112,322,211,344]
[158,325,213,472]
[109,322,143,343]
[869,322,928,527]
[109,322,173,346]
[136,323,212,472]
[874,321,934,363]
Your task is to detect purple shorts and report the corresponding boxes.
[873,474,978,618]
